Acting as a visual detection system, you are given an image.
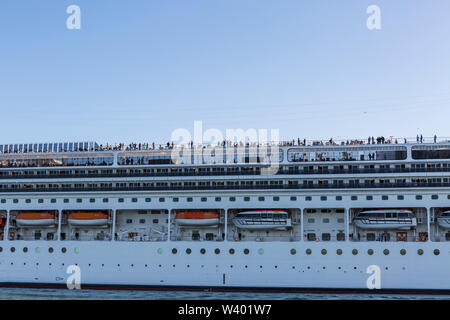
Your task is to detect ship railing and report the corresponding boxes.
[232,235,302,242]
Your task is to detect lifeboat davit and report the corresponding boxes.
[16,212,55,227]
[175,212,220,226]
[68,212,109,227]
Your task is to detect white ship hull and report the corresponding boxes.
[0,241,449,292]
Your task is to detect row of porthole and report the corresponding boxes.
[292,248,439,256]
[0,247,78,254]
[167,248,259,255]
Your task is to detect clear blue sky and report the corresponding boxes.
[1,0,450,144]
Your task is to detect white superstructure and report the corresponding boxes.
[1,137,450,293]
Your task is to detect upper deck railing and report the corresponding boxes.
[1,136,449,155]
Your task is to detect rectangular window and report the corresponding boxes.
[132,198,138,202]
[416,195,423,200]
[336,196,342,201]
[432,195,439,200]
[290,196,297,201]
[90,198,95,203]
[273,196,280,201]
[397,195,404,200]
[38,199,44,203]
[258,197,265,201]
[51,199,56,203]
[187,197,193,202]
[320,196,327,201]
[103,198,108,203]
[229,197,236,202]
[159,198,165,202]
[118,198,124,203]
[64,199,69,203]
[215,197,221,202]
[244,197,250,202]
[145,198,151,202]
[305,196,312,201]
[173,197,179,202]
[382,195,388,200]
[351,196,357,201]
[76,199,82,203]
[366,195,373,200]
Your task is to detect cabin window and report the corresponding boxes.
[307,233,316,241]
[38,199,44,203]
[273,196,280,201]
[187,197,193,202]
[51,199,56,203]
[337,233,345,241]
[351,196,358,200]
[366,196,373,200]
[258,197,265,201]
[336,196,342,201]
[152,219,158,224]
[145,198,151,202]
[320,196,327,201]
[173,197,179,202]
[397,195,404,200]
[159,198,165,202]
[322,218,330,223]
[102,198,108,203]
[215,197,221,202]
[367,233,376,241]
[26,199,31,203]
[322,233,331,241]
[244,197,250,202]
[90,198,95,203]
[126,219,132,224]
[307,218,315,223]
[290,196,297,201]
[139,219,145,224]
[416,195,422,200]
[432,195,439,200]
[337,218,344,223]
[205,233,214,241]
[305,196,312,201]
[13,199,18,203]
[0,199,5,204]
[229,197,236,201]
[382,195,388,200]
[64,199,69,203]
[132,198,138,203]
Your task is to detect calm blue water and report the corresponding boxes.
[0,288,449,300]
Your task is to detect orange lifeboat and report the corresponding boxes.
[175,211,220,226]
[68,211,109,227]
[16,212,55,227]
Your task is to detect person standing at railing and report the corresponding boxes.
[434,135,437,143]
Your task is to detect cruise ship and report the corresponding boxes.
[1,137,450,293]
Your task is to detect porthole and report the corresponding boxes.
[290,249,296,255]
[244,249,250,255]
[61,247,67,253]
[400,249,406,255]
[368,249,374,255]
[172,248,177,254]
[306,249,312,255]
[200,248,206,254]
[383,249,389,255]
[10,247,15,253]
[48,247,54,253]
[157,248,163,254]
[214,248,220,254]
[186,248,191,254]
[352,249,358,255]
[417,249,424,255]
[434,249,440,256]
[321,249,327,255]
[229,248,235,255]
[336,249,342,255]
[23,247,28,253]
